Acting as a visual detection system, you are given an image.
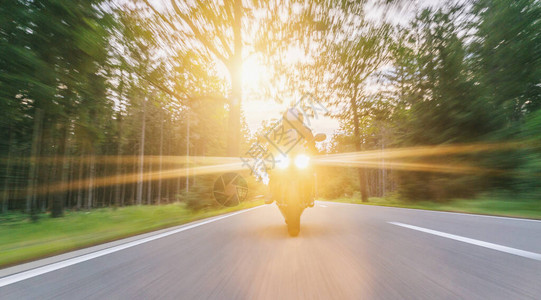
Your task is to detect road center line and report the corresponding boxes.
[0,206,263,288]
[388,222,541,261]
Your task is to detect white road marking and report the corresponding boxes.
[0,206,263,288]
[389,222,541,261]
[402,208,541,223]
[319,204,328,208]
[321,200,541,223]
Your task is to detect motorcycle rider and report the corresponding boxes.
[265,107,317,205]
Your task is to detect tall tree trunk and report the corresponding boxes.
[351,87,368,202]
[0,126,13,213]
[185,112,190,194]
[15,156,24,208]
[176,141,181,202]
[76,149,84,210]
[192,147,196,187]
[26,108,43,219]
[114,115,123,207]
[165,178,170,204]
[121,173,126,207]
[46,149,56,212]
[381,128,386,197]
[157,111,163,205]
[67,156,74,209]
[87,150,95,210]
[131,154,137,205]
[147,158,152,205]
[2,127,14,213]
[52,123,70,217]
[136,98,146,205]
[227,0,243,157]
[108,177,114,207]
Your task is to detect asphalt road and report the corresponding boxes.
[1,201,540,299]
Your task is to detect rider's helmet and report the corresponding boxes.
[284,107,304,124]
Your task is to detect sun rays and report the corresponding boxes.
[15,140,533,199]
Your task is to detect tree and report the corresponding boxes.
[329,21,393,202]
[140,0,248,156]
[471,0,541,124]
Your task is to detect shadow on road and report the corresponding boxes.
[243,222,336,240]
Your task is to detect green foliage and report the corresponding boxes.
[181,188,216,211]
[181,176,217,211]
[317,167,358,199]
[0,2,234,215]
[471,0,541,121]
[320,1,541,202]
[509,110,541,197]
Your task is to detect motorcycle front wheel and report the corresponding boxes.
[286,209,301,237]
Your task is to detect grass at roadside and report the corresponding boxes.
[325,196,541,220]
[0,200,263,269]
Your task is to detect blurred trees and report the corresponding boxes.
[330,22,393,202]
[0,1,235,217]
[140,0,244,156]
[389,5,495,200]
[1,0,115,217]
[0,0,540,218]
[472,0,541,122]
[140,0,316,156]
[469,0,541,198]
[321,1,541,201]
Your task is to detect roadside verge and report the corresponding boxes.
[0,201,263,269]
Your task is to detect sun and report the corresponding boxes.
[242,56,269,92]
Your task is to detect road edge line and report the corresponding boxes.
[0,205,263,288]
[318,200,541,223]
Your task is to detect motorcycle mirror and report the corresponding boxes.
[314,133,326,142]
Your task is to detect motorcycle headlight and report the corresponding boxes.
[294,154,310,169]
[276,155,290,169]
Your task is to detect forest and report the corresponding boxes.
[1,0,540,220]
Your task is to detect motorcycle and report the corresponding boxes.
[269,133,326,236]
